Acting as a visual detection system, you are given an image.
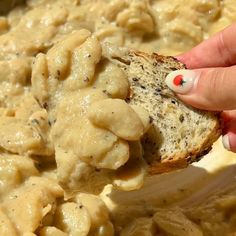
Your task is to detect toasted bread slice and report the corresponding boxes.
[107,49,221,174]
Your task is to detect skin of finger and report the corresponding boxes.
[221,110,236,124]
[176,23,236,69]
[220,112,236,152]
[220,110,236,133]
[177,66,236,111]
[227,132,236,152]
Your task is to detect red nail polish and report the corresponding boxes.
[173,75,186,86]
[165,69,197,94]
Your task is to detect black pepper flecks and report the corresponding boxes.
[149,116,154,124]
[102,90,111,96]
[84,77,90,83]
[132,77,139,82]
[43,102,48,109]
[179,114,184,123]
[156,113,164,119]
[31,119,40,125]
[125,97,131,103]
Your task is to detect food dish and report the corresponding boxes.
[0,0,236,235]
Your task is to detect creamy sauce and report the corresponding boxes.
[0,0,236,235]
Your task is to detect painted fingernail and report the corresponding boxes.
[165,69,199,94]
[222,134,231,151]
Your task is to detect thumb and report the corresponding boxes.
[165,66,236,111]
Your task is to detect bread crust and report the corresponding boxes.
[149,120,221,174]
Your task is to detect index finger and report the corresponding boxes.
[176,23,236,69]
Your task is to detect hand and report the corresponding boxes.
[165,23,236,152]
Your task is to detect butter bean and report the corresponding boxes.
[88,99,144,141]
[131,105,152,133]
[54,202,91,236]
[76,193,109,230]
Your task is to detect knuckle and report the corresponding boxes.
[198,68,226,109]
[205,67,236,109]
[209,68,225,94]
[217,30,234,66]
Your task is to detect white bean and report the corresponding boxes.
[88,99,144,141]
[76,193,109,229]
[54,202,91,236]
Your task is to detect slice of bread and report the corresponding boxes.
[107,49,221,174]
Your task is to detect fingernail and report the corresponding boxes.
[222,134,231,151]
[165,69,198,94]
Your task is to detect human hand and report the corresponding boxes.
[165,23,236,152]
